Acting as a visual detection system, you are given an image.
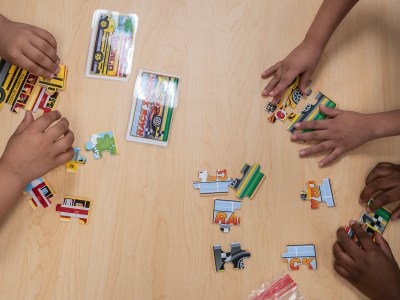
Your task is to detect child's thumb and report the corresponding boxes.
[13,111,34,135]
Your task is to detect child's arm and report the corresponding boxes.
[0,111,74,219]
[291,107,400,167]
[261,0,359,101]
[359,162,400,216]
[334,221,400,300]
[0,14,59,79]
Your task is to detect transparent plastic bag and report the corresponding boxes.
[248,273,305,300]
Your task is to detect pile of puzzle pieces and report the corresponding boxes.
[193,163,266,272]
[0,59,67,114]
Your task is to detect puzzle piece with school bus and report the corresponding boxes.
[0,58,67,114]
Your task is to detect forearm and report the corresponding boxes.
[366,110,400,140]
[304,0,359,49]
[0,158,25,219]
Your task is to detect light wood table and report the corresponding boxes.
[0,1,399,299]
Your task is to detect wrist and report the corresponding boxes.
[0,158,27,190]
[361,114,380,142]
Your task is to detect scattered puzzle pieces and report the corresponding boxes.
[300,178,334,209]
[281,244,317,271]
[85,129,119,159]
[0,59,66,113]
[193,169,233,196]
[212,199,241,233]
[24,177,55,209]
[66,148,87,172]
[213,242,251,272]
[230,163,265,199]
[56,196,91,224]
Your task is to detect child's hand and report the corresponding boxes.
[290,106,373,167]
[0,14,60,79]
[0,111,74,186]
[359,162,400,218]
[333,221,400,300]
[261,39,323,103]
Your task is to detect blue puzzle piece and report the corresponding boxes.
[282,244,317,270]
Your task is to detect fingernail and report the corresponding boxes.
[291,135,297,141]
[366,207,371,213]
[294,123,300,129]
[358,198,363,204]
[56,59,60,64]
[299,150,305,157]
[318,162,324,167]
[49,73,54,79]
[269,91,274,96]
[55,67,60,74]
[349,220,355,226]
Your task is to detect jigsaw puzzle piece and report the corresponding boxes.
[212,199,241,233]
[281,244,317,270]
[66,148,87,172]
[213,242,251,272]
[230,163,265,199]
[56,196,91,224]
[301,178,334,209]
[85,130,119,159]
[24,177,55,209]
[360,200,391,236]
[193,169,233,196]
[39,65,68,91]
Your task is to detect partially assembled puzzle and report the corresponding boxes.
[85,129,119,159]
[192,169,233,196]
[212,199,241,233]
[264,76,336,133]
[213,242,251,272]
[56,196,91,224]
[281,244,317,270]
[300,178,335,209]
[24,177,55,209]
[0,59,67,113]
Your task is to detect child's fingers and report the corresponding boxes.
[333,242,356,266]
[31,26,58,51]
[337,227,363,258]
[318,148,342,167]
[23,44,59,75]
[319,105,342,118]
[368,187,400,212]
[374,233,396,261]
[298,141,332,157]
[262,74,281,97]
[293,119,329,132]
[261,62,280,79]
[45,117,69,141]
[55,147,75,165]
[29,36,59,65]
[13,111,34,136]
[334,261,354,284]
[350,222,376,252]
[31,110,62,132]
[365,163,396,185]
[18,53,54,79]
[54,130,75,153]
[359,176,397,206]
[391,205,400,220]
[269,73,297,97]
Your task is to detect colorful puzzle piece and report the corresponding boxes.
[361,199,391,237]
[300,178,334,209]
[212,199,241,233]
[38,64,68,91]
[265,76,312,123]
[0,59,65,113]
[213,242,251,272]
[66,148,87,172]
[287,92,336,133]
[56,196,91,224]
[85,129,119,159]
[24,177,55,209]
[230,163,265,199]
[193,169,233,196]
[281,244,317,270]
